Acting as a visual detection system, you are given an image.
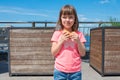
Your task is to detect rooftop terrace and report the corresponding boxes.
[0,21,120,80]
[0,61,120,80]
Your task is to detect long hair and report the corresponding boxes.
[56,5,79,31]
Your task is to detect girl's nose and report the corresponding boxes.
[66,18,69,21]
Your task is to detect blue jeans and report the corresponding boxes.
[54,69,82,80]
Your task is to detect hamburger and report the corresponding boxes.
[63,29,75,40]
[63,29,71,35]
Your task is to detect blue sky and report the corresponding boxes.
[0,0,120,22]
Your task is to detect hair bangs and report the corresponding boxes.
[62,7,74,15]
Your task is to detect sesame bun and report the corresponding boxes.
[63,29,71,35]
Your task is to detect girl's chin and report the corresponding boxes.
[64,25,72,28]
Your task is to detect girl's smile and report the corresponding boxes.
[61,15,75,30]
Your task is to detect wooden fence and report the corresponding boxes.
[90,27,120,76]
[9,27,55,76]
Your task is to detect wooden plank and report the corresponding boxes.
[10,33,53,38]
[10,42,51,47]
[104,51,120,70]
[10,29,54,38]
[10,38,51,43]
[10,46,51,52]
[90,29,102,73]
[11,60,54,65]
[11,55,54,60]
[11,65,54,73]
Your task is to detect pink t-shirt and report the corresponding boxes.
[51,30,86,73]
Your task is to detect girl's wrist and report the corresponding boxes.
[77,39,83,47]
[58,39,64,46]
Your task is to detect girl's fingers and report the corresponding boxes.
[63,32,71,38]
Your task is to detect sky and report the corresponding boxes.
[0,0,120,22]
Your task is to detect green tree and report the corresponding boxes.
[109,17,120,26]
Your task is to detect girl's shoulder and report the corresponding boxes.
[52,30,62,37]
[75,31,83,35]
[53,30,62,34]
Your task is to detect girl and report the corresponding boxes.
[51,5,86,80]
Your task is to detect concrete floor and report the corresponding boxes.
[0,60,120,80]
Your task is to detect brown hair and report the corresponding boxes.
[56,5,79,31]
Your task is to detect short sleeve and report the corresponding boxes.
[78,31,86,43]
[51,31,61,42]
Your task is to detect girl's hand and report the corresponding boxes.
[70,32,80,43]
[58,32,71,44]
[70,32,86,56]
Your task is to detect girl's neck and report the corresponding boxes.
[63,28,72,32]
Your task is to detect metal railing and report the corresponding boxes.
[1,21,118,27]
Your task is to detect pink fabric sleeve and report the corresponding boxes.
[78,32,86,43]
[51,31,61,42]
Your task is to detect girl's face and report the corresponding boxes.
[61,14,75,30]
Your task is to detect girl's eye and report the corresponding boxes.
[61,15,75,20]
[62,17,66,19]
[69,16,74,19]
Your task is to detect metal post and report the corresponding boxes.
[32,22,35,28]
[98,22,103,27]
[45,21,47,28]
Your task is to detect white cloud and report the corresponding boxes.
[80,17,88,21]
[99,0,110,4]
[78,14,88,21]
[0,6,49,17]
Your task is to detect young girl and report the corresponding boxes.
[51,5,86,80]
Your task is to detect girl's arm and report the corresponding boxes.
[51,41,63,56]
[77,41,86,57]
[51,32,70,56]
[71,32,86,57]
